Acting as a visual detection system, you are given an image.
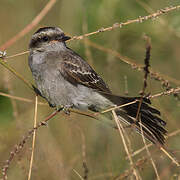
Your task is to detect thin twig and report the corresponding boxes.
[0,90,97,120]
[100,100,138,114]
[74,124,88,180]
[0,86,179,116]
[68,5,180,41]
[135,35,151,121]
[1,109,60,179]
[0,91,47,105]
[148,87,180,99]
[89,156,148,180]
[139,117,160,180]
[0,0,57,51]
[85,39,180,86]
[0,59,33,91]
[2,5,180,83]
[27,95,38,180]
[168,129,180,137]
[130,129,180,158]
[130,143,152,158]
[1,107,97,179]
[160,147,180,167]
[113,157,148,180]
[112,110,140,180]
[137,36,161,179]
[96,87,180,117]
[5,51,29,59]
[3,41,180,88]
[73,169,84,180]
[127,142,180,169]
[136,0,180,39]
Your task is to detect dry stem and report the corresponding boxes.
[69,5,180,41]
[0,0,57,51]
[27,95,38,180]
[139,118,160,180]
[112,110,140,180]
[1,109,60,179]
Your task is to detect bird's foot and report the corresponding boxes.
[56,104,74,115]
[63,104,74,115]
[32,85,42,96]
[56,106,64,112]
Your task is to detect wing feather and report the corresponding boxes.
[59,48,111,93]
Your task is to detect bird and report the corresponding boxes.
[28,27,167,145]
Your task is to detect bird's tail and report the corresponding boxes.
[101,93,167,145]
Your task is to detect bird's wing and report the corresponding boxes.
[58,49,111,93]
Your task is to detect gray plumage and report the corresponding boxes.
[28,27,167,145]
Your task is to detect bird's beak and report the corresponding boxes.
[62,35,71,42]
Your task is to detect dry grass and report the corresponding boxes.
[0,1,180,180]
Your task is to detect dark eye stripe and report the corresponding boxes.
[29,33,61,48]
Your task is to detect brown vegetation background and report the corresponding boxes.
[0,0,180,179]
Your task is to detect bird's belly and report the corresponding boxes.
[36,75,112,110]
[71,85,113,111]
[37,75,74,107]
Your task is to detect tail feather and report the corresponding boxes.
[100,92,167,145]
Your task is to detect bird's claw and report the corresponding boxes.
[0,51,6,58]
[62,104,74,115]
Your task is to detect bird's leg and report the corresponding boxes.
[62,104,74,115]
[55,106,64,112]
[32,85,42,96]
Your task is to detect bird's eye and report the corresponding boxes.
[42,36,49,42]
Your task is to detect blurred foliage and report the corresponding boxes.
[0,92,13,124]
[0,0,180,179]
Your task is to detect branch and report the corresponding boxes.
[112,110,140,180]
[1,109,60,179]
[0,0,57,51]
[69,5,180,41]
[27,96,38,180]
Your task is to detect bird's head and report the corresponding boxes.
[29,27,71,50]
